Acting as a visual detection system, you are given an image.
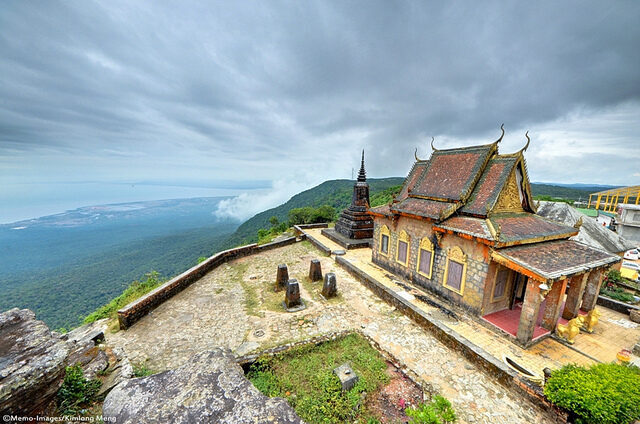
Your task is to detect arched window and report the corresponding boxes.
[416,237,435,279]
[379,225,390,256]
[443,246,467,295]
[396,230,410,266]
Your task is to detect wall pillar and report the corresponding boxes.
[541,278,568,331]
[517,279,542,344]
[581,269,604,312]
[562,273,589,320]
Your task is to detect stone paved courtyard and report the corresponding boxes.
[109,241,561,424]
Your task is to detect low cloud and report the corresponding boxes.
[214,178,318,222]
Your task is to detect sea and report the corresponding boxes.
[0,182,263,224]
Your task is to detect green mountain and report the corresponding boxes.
[223,177,404,247]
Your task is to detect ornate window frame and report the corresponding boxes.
[395,230,410,266]
[443,246,467,295]
[416,237,435,279]
[491,266,512,303]
[379,224,390,256]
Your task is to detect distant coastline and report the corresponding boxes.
[0,181,267,224]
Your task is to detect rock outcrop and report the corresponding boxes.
[0,308,70,415]
[0,309,114,415]
[103,349,303,424]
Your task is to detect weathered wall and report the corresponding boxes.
[372,216,490,315]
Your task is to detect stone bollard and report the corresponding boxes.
[309,259,323,282]
[322,273,337,298]
[275,264,289,292]
[285,279,301,309]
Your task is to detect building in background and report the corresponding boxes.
[616,204,640,244]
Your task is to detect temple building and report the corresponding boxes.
[322,151,374,248]
[369,128,621,346]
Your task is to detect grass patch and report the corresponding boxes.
[247,333,389,423]
[83,271,163,328]
[132,364,156,377]
[227,262,260,316]
[56,365,102,416]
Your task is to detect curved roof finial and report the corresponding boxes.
[430,136,438,152]
[495,123,505,143]
[522,131,530,152]
[414,148,423,161]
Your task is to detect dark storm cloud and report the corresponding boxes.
[0,0,639,188]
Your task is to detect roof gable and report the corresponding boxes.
[410,143,497,202]
[461,156,517,216]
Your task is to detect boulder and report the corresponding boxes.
[0,308,70,415]
[0,310,113,415]
[103,349,303,424]
[630,309,640,324]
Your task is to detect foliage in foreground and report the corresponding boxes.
[406,395,457,424]
[56,365,102,416]
[83,271,163,324]
[543,363,640,424]
[247,333,389,423]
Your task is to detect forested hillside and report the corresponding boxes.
[0,198,237,330]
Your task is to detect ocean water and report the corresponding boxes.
[0,182,261,224]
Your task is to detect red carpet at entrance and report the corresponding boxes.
[483,305,550,340]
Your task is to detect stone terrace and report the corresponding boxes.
[109,241,562,424]
[307,228,640,371]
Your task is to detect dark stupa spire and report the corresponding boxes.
[357,150,366,182]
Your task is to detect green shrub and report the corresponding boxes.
[83,271,162,324]
[288,205,335,225]
[197,256,207,264]
[543,363,640,424]
[132,364,155,377]
[56,365,101,415]
[406,395,457,424]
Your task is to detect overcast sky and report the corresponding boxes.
[1,1,639,219]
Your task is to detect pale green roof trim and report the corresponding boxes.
[576,208,598,217]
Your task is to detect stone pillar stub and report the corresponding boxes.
[284,279,301,309]
[275,264,289,292]
[322,273,337,298]
[309,259,323,282]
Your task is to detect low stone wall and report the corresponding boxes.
[596,295,640,315]
[294,224,332,256]
[335,255,568,422]
[293,223,329,238]
[118,236,298,329]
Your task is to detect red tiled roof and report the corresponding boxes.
[396,161,428,202]
[410,144,495,202]
[390,197,458,220]
[461,156,517,217]
[434,216,494,240]
[493,240,620,281]
[490,213,577,245]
